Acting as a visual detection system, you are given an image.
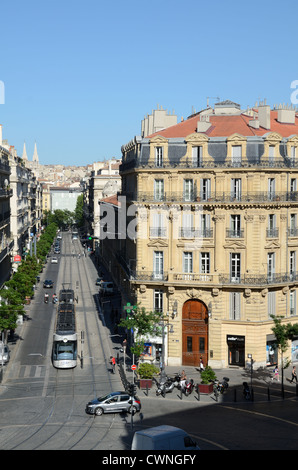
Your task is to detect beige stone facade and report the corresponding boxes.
[112,102,298,369]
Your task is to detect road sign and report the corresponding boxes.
[131,364,137,370]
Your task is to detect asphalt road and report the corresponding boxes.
[0,232,297,452]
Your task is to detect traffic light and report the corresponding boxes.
[127,382,137,396]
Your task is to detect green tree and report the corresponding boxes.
[74,194,84,227]
[271,315,298,394]
[0,288,24,342]
[119,307,163,359]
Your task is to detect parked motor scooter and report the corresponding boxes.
[243,381,251,400]
[156,374,180,396]
[184,378,195,396]
[214,377,229,395]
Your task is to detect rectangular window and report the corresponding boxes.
[291,146,296,159]
[192,146,202,167]
[153,251,164,279]
[268,291,276,318]
[269,145,275,161]
[290,214,297,236]
[187,336,193,353]
[231,178,241,201]
[155,147,163,167]
[154,179,164,201]
[151,212,166,237]
[230,214,241,237]
[290,251,296,280]
[230,253,241,283]
[291,178,297,192]
[184,179,194,201]
[232,145,242,166]
[200,252,210,273]
[200,178,211,200]
[201,213,211,237]
[181,212,194,238]
[154,289,163,313]
[230,292,241,320]
[290,290,296,316]
[183,252,193,273]
[267,252,275,282]
[268,178,275,200]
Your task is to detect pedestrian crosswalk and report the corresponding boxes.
[8,364,47,380]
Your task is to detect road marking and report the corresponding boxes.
[223,405,298,427]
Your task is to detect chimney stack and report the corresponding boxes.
[258,102,271,130]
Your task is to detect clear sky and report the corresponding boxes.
[0,0,297,166]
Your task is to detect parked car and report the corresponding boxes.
[43,279,54,288]
[85,391,141,416]
[98,281,114,295]
[0,342,10,364]
[51,257,58,264]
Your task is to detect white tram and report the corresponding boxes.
[52,300,77,369]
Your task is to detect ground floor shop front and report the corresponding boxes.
[135,297,298,369]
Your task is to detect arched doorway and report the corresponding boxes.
[182,299,208,367]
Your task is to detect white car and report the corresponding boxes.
[51,257,58,264]
[0,342,10,364]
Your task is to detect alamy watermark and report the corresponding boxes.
[100,196,205,250]
[290,80,298,105]
[0,81,4,104]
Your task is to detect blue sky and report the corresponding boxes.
[0,0,297,166]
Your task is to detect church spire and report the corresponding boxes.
[22,141,28,160]
[32,142,39,164]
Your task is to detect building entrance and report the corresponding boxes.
[182,299,208,367]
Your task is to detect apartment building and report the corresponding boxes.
[0,125,13,287]
[84,159,121,241]
[117,101,298,369]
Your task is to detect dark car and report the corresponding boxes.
[43,279,54,288]
[85,391,141,416]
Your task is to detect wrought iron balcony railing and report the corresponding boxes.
[120,156,298,172]
[123,191,298,204]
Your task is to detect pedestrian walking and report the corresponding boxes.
[199,356,204,372]
[272,365,280,382]
[290,365,297,383]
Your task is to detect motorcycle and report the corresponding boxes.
[44,294,49,304]
[156,374,180,396]
[243,381,251,400]
[213,377,229,395]
[184,378,195,396]
[52,295,58,304]
[177,378,195,396]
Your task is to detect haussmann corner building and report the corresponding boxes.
[113,100,298,369]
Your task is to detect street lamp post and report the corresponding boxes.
[160,317,174,383]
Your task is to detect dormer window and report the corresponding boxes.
[192,146,202,167]
[231,145,242,167]
[155,147,163,167]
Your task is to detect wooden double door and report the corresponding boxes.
[182,299,208,367]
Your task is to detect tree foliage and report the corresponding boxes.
[119,307,163,358]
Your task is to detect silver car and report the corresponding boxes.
[85,391,141,416]
[0,343,10,364]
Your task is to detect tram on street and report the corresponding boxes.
[52,300,77,369]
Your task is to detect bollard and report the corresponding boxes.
[296,383,298,397]
[267,386,270,401]
[197,386,200,401]
[234,388,237,402]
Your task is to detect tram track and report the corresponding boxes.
[1,231,127,450]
